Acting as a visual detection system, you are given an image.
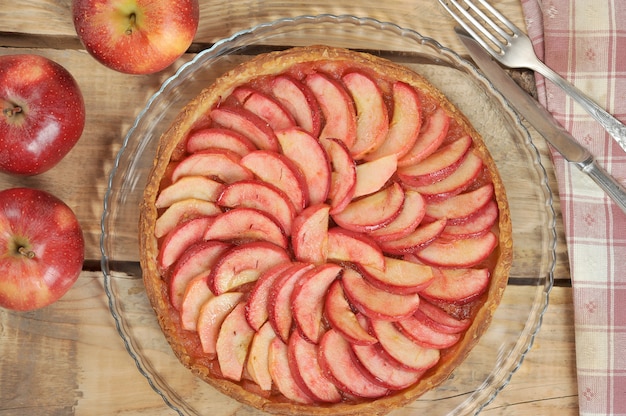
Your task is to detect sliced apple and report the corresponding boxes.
[216,302,256,381]
[398,106,450,167]
[414,231,497,268]
[157,216,213,270]
[154,198,222,239]
[240,150,309,212]
[425,183,494,222]
[364,81,422,161]
[326,227,385,271]
[332,182,404,233]
[292,263,342,343]
[419,267,490,304]
[210,106,279,151]
[369,318,440,371]
[270,74,322,137]
[275,127,331,205]
[324,280,378,345]
[305,72,357,149]
[415,300,472,334]
[318,329,389,398]
[186,128,257,156]
[342,71,389,158]
[291,204,330,265]
[268,337,315,404]
[396,314,462,349]
[442,200,499,239]
[156,176,225,209]
[217,180,296,235]
[209,241,291,295]
[352,154,398,198]
[368,190,425,242]
[246,263,295,331]
[288,331,342,403]
[351,342,425,390]
[378,218,447,255]
[246,321,277,391]
[357,256,434,295]
[203,207,288,249]
[341,268,421,321]
[179,274,214,331]
[170,148,254,183]
[320,137,356,214]
[239,89,296,131]
[397,134,472,187]
[169,240,231,311]
[197,291,244,355]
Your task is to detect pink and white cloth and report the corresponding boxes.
[520,0,626,414]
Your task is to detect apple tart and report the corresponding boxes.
[139,45,513,415]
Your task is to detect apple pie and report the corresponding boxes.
[139,45,513,415]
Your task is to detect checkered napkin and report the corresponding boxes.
[520,0,626,414]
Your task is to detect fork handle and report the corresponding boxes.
[532,60,626,153]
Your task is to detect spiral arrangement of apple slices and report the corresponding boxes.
[152,60,502,406]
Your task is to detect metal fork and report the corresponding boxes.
[438,0,626,153]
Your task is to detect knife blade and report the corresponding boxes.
[456,27,626,214]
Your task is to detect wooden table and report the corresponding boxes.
[0,0,579,414]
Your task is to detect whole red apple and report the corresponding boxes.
[0,188,85,311]
[72,0,200,75]
[0,54,86,176]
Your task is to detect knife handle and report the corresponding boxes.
[580,160,626,214]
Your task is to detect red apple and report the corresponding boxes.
[0,188,84,311]
[72,0,199,74]
[0,54,85,175]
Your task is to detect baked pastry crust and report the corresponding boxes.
[139,45,513,415]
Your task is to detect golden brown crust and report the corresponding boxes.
[139,45,513,415]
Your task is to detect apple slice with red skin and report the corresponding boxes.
[154,198,222,238]
[364,81,422,161]
[240,150,309,212]
[268,262,315,342]
[305,72,357,149]
[291,204,330,265]
[204,207,288,249]
[270,74,322,137]
[171,148,254,183]
[169,240,230,311]
[352,154,398,198]
[217,180,296,235]
[378,218,447,255]
[318,329,389,398]
[414,231,497,268]
[368,190,426,242]
[246,262,294,331]
[179,274,214,331]
[210,106,279,151]
[419,267,490,305]
[369,317,440,371]
[357,256,434,295]
[320,137,356,214]
[275,127,331,205]
[326,227,385,271]
[157,216,213,270]
[233,87,296,131]
[442,200,499,239]
[425,183,494,223]
[341,268,422,321]
[398,107,450,167]
[288,331,342,403]
[246,321,277,391]
[398,135,472,187]
[396,314,462,349]
[268,337,315,404]
[216,302,256,381]
[332,182,404,233]
[342,71,389,158]
[197,291,244,355]
[292,263,342,343]
[186,128,257,156]
[406,151,484,201]
[415,300,472,334]
[324,279,378,345]
[156,176,225,209]
[209,241,291,295]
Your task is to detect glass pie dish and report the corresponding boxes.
[101,14,556,416]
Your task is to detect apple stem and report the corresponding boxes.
[18,246,36,259]
[125,13,137,35]
[3,106,22,117]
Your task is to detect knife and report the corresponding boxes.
[456,27,626,214]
